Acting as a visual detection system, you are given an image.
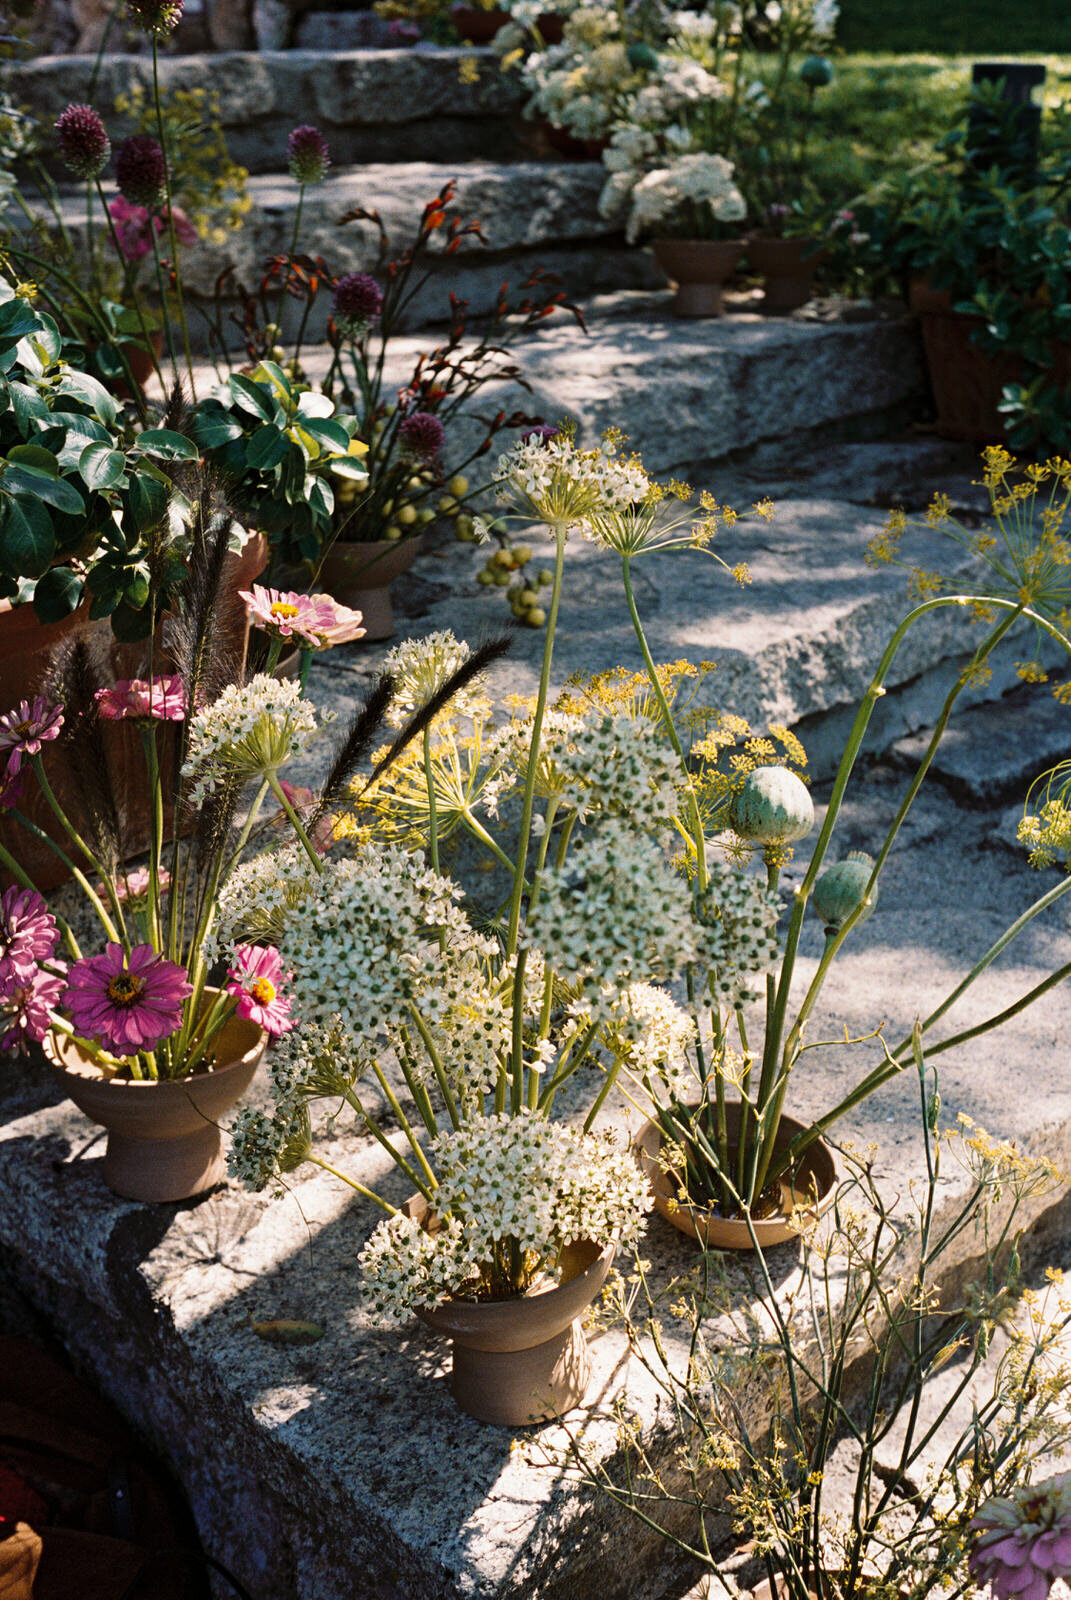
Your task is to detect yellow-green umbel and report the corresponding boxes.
[812,851,877,932]
[728,766,814,845]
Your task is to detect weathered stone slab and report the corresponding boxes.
[892,680,1071,805]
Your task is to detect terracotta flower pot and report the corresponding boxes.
[539,118,608,160]
[403,1196,615,1425]
[908,275,1071,444]
[747,236,824,314]
[43,1006,267,1203]
[317,535,421,642]
[652,239,747,318]
[634,1101,838,1251]
[111,331,165,403]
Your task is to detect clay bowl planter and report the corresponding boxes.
[317,535,421,642]
[746,237,824,314]
[403,1196,615,1425]
[652,239,746,318]
[634,1101,837,1251]
[43,1005,267,1204]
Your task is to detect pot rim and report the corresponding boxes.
[43,988,266,1090]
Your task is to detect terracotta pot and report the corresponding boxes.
[908,275,1071,444]
[747,236,824,314]
[652,238,747,318]
[403,1195,614,1425]
[539,118,608,160]
[634,1101,838,1251]
[317,535,421,642]
[0,531,267,891]
[111,332,165,403]
[43,1004,266,1203]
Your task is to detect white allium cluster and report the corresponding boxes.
[211,842,318,956]
[358,1112,651,1324]
[629,56,725,125]
[696,857,783,1005]
[528,820,701,1010]
[381,630,485,729]
[521,11,633,142]
[267,1014,373,1103]
[492,430,649,536]
[227,1101,309,1192]
[182,674,321,801]
[273,844,468,1037]
[413,941,513,1099]
[626,152,746,244]
[602,981,697,1094]
[671,9,719,41]
[541,711,686,830]
[811,0,839,39]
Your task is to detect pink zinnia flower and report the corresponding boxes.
[0,696,64,774]
[304,594,366,647]
[0,963,67,1054]
[108,197,197,262]
[225,945,294,1036]
[64,943,192,1055]
[95,676,186,722]
[0,887,60,987]
[970,1472,1071,1600]
[97,867,172,907]
[55,103,110,180]
[239,586,325,647]
[278,780,332,855]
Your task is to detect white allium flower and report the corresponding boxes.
[696,857,782,1005]
[811,0,838,38]
[267,1013,373,1102]
[528,819,701,1011]
[381,630,486,729]
[540,711,686,830]
[182,674,321,801]
[672,9,718,40]
[357,1112,651,1324]
[603,981,697,1094]
[212,842,318,955]
[494,429,649,537]
[227,1102,309,1192]
[413,941,513,1101]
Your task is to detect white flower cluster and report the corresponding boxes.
[521,9,634,142]
[493,430,649,537]
[811,0,839,40]
[227,1101,309,1192]
[182,674,321,801]
[528,820,701,1011]
[212,842,318,956]
[696,857,782,1005]
[540,711,686,831]
[625,152,746,244]
[267,1013,372,1104]
[381,630,486,730]
[629,56,725,125]
[357,1112,651,1325]
[413,940,513,1101]
[600,981,697,1095]
[670,9,719,42]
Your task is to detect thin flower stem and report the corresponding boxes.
[22,765,126,947]
[582,1056,623,1133]
[141,727,164,950]
[93,175,164,402]
[306,1155,399,1215]
[407,1003,461,1129]
[266,770,324,872]
[151,37,197,395]
[423,726,440,874]
[341,1087,434,1198]
[369,1060,437,1187]
[461,810,522,880]
[538,1018,601,1111]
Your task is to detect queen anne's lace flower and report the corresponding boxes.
[182,674,321,801]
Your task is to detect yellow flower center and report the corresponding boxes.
[249,977,276,1005]
[13,720,33,737]
[107,972,145,1007]
[270,602,300,620]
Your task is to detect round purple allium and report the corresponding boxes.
[54,103,110,180]
[398,411,445,462]
[332,272,384,337]
[520,424,560,446]
[287,125,331,187]
[125,0,185,36]
[114,134,167,210]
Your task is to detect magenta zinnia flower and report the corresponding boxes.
[332,272,383,337]
[115,134,167,210]
[0,696,64,774]
[225,945,294,1036]
[64,943,192,1055]
[970,1473,1071,1600]
[398,411,445,462]
[0,964,67,1055]
[125,0,184,35]
[55,103,110,180]
[287,125,331,186]
[95,675,186,722]
[0,887,60,987]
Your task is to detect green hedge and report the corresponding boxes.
[836,1,1071,54]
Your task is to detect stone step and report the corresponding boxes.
[2,47,526,173]
[893,678,1071,806]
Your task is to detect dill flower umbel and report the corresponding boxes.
[54,103,110,179]
[181,675,321,801]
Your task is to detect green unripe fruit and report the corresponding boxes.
[799,54,833,87]
[537,569,553,586]
[728,766,814,845]
[525,606,547,627]
[448,474,469,497]
[513,544,532,564]
[397,503,418,525]
[456,514,474,537]
[418,508,436,524]
[519,588,538,606]
[439,496,458,515]
[493,569,512,587]
[477,569,496,585]
[812,851,877,931]
[384,523,403,541]
[493,549,514,569]
[627,40,659,70]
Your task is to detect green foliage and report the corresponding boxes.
[113,82,251,244]
[837,0,1070,54]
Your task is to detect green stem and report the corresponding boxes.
[408,1004,461,1129]
[266,769,324,871]
[423,726,440,874]
[306,1155,399,1215]
[26,760,127,946]
[152,37,197,396]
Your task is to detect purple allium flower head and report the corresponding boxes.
[970,1472,1071,1600]
[0,964,67,1055]
[64,942,192,1055]
[287,125,331,187]
[115,134,167,210]
[0,887,60,989]
[55,103,111,180]
[398,411,445,462]
[0,696,64,776]
[332,272,384,337]
[520,424,560,446]
[125,0,185,36]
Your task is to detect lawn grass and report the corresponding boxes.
[836,0,1071,55]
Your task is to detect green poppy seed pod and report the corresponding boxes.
[812,851,877,931]
[728,766,814,845]
[627,41,659,70]
[799,54,833,87]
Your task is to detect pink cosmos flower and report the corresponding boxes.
[225,945,294,1036]
[0,887,61,987]
[0,963,67,1054]
[108,197,198,263]
[277,780,332,855]
[64,943,192,1055]
[240,587,365,650]
[95,676,186,722]
[0,697,64,774]
[970,1472,1071,1600]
